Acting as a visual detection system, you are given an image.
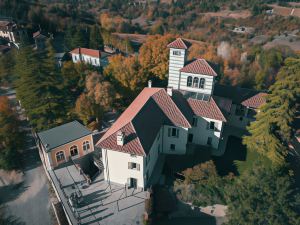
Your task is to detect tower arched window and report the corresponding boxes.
[70,145,78,157]
[187,76,192,87]
[56,151,65,162]
[193,77,199,88]
[199,78,205,89]
[83,141,90,151]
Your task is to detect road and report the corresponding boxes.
[0,88,53,225]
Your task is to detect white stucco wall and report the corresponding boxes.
[168,48,186,89]
[71,53,101,66]
[162,125,188,154]
[188,116,223,149]
[102,149,145,188]
[227,104,256,129]
[179,72,214,95]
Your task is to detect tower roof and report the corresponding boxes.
[180,58,217,76]
[167,38,191,49]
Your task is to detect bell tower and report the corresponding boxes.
[167,38,191,90]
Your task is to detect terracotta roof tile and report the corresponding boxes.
[70,48,100,58]
[241,93,267,109]
[96,88,191,155]
[167,38,191,49]
[180,59,217,76]
[187,97,226,122]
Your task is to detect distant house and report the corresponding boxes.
[37,121,94,170]
[32,30,48,50]
[54,52,67,67]
[0,20,27,48]
[70,47,110,67]
[232,26,254,34]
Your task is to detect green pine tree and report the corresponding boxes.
[243,58,300,165]
[225,164,300,225]
[89,25,103,50]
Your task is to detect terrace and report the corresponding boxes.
[49,160,148,225]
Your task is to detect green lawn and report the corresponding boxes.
[213,136,271,176]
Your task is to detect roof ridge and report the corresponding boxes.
[152,89,191,128]
[211,97,227,122]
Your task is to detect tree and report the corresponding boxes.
[104,54,145,102]
[89,25,103,50]
[0,50,15,84]
[225,164,300,225]
[14,45,67,131]
[243,58,300,165]
[75,93,103,125]
[0,96,24,170]
[138,34,174,81]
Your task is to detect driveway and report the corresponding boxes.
[0,87,53,225]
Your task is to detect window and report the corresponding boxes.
[192,117,198,127]
[188,134,193,143]
[193,77,199,88]
[207,137,212,146]
[128,162,140,171]
[170,144,176,151]
[187,76,193,87]
[173,50,181,56]
[56,151,65,162]
[83,141,90,151]
[207,121,215,130]
[199,78,205,89]
[70,145,78,157]
[168,128,179,138]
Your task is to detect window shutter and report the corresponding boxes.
[137,164,140,171]
[176,129,179,138]
[168,128,171,137]
[128,162,131,169]
[214,122,218,131]
[206,121,210,130]
[127,178,131,186]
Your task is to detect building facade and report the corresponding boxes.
[0,20,27,48]
[96,38,267,189]
[70,47,110,67]
[37,121,94,170]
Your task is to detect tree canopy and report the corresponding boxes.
[243,57,300,165]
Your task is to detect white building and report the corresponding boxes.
[70,47,110,67]
[96,38,267,189]
[0,20,27,48]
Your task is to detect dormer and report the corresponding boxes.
[167,38,191,90]
[179,58,217,96]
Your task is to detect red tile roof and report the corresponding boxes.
[241,93,267,109]
[167,38,191,49]
[70,48,100,58]
[180,59,217,76]
[97,88,191,156]
[187,97,227,122]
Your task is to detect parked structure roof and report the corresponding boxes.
[38,121,92,152]
[241,92,267,109]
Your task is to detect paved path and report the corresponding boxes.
[0,87,53,225]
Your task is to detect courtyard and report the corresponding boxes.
[49,162,148,225]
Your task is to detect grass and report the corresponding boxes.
[213,135,271,176]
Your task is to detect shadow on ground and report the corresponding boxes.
[213,136,246,176]
[0,182,28,205]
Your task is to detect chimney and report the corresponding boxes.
[148,80,152,88]
[167,86,173,96]
[116,131,125,146]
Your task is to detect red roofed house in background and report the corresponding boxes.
[96,38,267,189]
[70,47,110,67]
